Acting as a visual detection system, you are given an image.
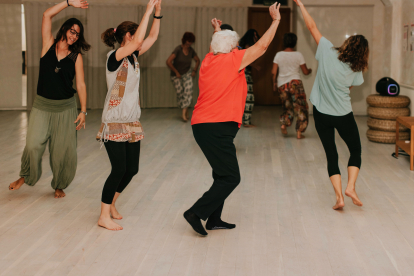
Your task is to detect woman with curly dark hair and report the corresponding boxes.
[9,0,90,199]
[166,32,200,122]
[294,0,369,210]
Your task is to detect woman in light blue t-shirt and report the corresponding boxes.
[294,0,369,211]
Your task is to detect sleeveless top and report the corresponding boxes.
[37,43,78,100]
[96,50,144,143]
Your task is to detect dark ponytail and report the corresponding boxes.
[101,21,139,48]
[102,28,117,48]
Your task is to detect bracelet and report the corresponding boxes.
[80,111,87,116]
[67,0,70,6]
[153,15,163,19]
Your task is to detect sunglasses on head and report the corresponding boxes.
[69,29,80,38]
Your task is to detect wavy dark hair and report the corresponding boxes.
[239,29,260,49]
[102,21,139,48]
[55,18,90,54]
[182,32,196,44]
[335,35,369,72]
[283,33,297,49]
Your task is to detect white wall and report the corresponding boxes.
[0,4,22,109]
[388,0,414,108]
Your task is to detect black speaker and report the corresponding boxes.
[376,77,400,97]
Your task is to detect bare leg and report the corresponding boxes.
[54,189,66,198]
[182,108,188,122]
[330,174,345,210]
[186,108,190,120]
[297,131,305,139]
[345,166,363,206]
[110,192,123,220]
[281,125,288,135]
[9,177,25,190]
[98,202,123,231]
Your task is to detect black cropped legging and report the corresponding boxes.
[102,140,141,204]
[313,106,361,177]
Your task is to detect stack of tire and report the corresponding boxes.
[366,95,411,143]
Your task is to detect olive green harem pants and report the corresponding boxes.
[20,95,78,190]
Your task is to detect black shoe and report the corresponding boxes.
[183,210,208,236]
[205,219,236,230]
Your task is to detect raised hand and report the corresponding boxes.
[211,18,222,32]
[293,0,303,6]
[269,2,281,21]
[146,0,158,14]
[155,0,162,11]
[68,0,89,9]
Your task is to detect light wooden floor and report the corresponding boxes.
[1,107,414,276]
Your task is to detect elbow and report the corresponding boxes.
[43,12,51,20]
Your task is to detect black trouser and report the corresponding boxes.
[313,106,361,177]
[102,140,141,204]
[190,122,241,221]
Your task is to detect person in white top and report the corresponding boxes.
[272,33,312,139]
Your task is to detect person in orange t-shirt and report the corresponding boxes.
[183,2,282,236]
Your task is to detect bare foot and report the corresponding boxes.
[333,196,345,210]
[98,217,123,231]
[243,124,256,128]
[345,189,363,207]
[54,189,66,198]
[182,115,188,122]
[9,177,25,190]
[110,205,123,220]
[281,126,287,135]
[297,132,305,139]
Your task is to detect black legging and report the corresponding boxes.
[313,106,361,177]
[102,140,141,204]
[190,122,241,221]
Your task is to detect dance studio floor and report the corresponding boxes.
[1,107,414,276]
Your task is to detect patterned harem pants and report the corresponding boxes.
[278,79,309,132]
[242,67,254,126]
[171,70,193,109]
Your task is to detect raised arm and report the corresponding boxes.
[115,0,157,61]
[209,19,223,53]
[239,2,281,71]
[293,0,322,45]
[139,0,162,56]
[41,0,88,57]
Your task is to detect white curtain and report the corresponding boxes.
[24,2,247,109]
[0,4,22,109]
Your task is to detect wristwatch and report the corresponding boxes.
[81,111,87,116]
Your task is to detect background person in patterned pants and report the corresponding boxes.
[167,32,201,122]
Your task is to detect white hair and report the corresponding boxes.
[211,30,240,54]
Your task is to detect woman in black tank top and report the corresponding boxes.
[9,0,91,199]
